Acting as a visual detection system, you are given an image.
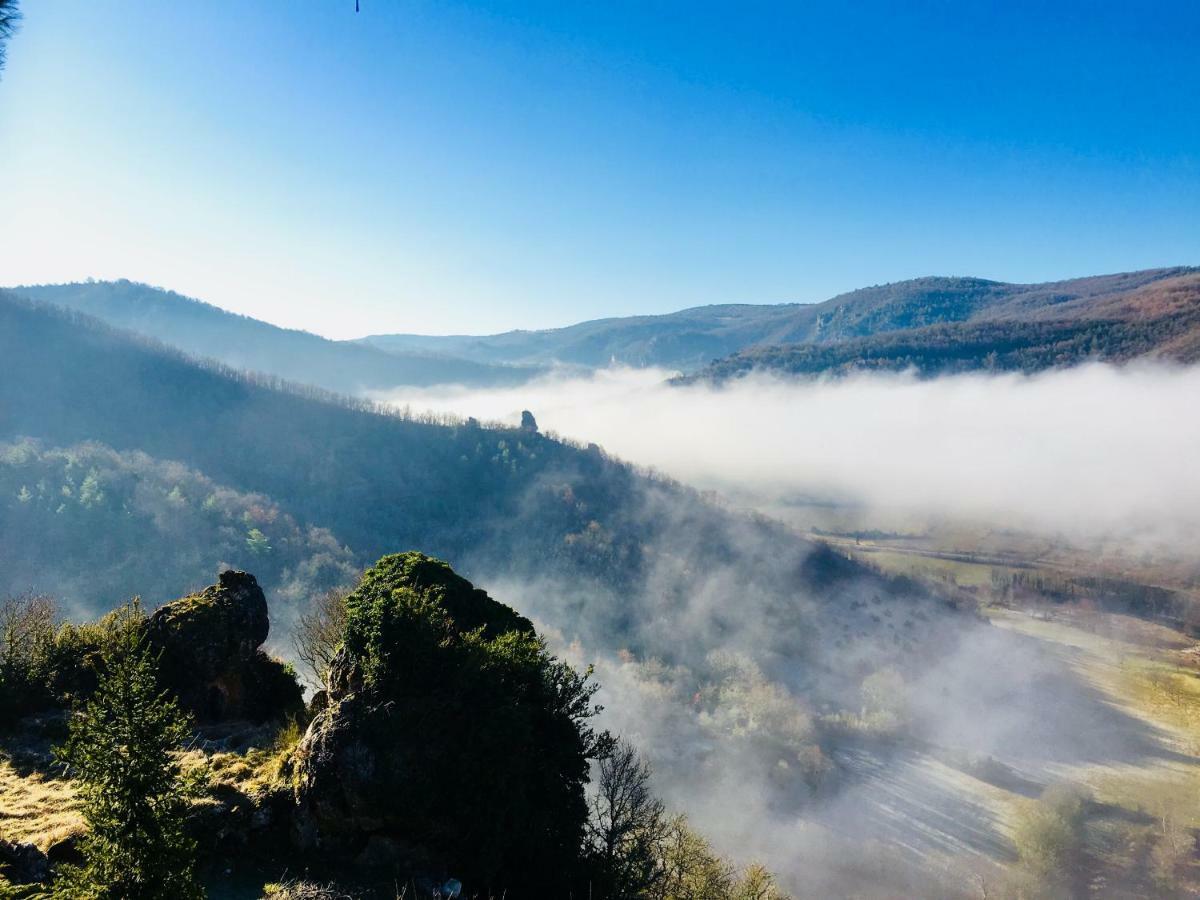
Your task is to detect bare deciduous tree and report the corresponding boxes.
[587,737,668,898]
[292,587,348,689]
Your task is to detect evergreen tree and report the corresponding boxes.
[53,624,203,900]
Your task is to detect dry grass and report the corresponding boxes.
[180,716,305,799]
[0,759,81,850]
[261,879,357,899]
[0,715,302,860]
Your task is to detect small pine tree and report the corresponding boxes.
[54,624,204,900]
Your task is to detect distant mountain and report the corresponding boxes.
[359,303,809,372]
[361,267,1198,374]
[684,268,1200,381]
[22,270,1191,389]
[10,280,542,392]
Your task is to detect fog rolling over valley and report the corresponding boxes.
[367,359,1200,894]
[374,362,1200,554]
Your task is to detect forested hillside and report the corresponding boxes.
[686,270,1200,381]
[13,280,541,392]
[0,291,951,679]
[0,440,356,621]
[362,267,1197,373]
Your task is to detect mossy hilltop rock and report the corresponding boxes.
[147,570,302,722]
[287,553,597,891]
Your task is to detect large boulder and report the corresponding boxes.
[147,570,302,722]
[286,553,603,893]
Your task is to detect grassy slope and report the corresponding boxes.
[988,608,1200,893]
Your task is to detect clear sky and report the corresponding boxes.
[1,1,1197,339]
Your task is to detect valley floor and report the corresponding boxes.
[796,605,1200,897]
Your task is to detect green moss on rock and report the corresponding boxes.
[147,571,302,723]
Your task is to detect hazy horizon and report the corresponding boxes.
[6,263,1199,343]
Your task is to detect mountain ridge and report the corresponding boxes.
[682,270,1200,382]
[361,266,1198,373]
[12,266,1196,385]
[9,279,543,393]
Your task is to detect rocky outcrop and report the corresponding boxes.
[148,570,303,722]
[284,552,557,878]
[287,678,423,864]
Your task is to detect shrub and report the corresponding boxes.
[1011,783,1090,878]
[0,593,57,725]
[46,601,148,709]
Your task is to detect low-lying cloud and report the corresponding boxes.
[374,363,1200,893]
[375,362,1200,552]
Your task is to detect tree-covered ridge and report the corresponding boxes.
[684,272,1200,382]
[0,289,849,618]
[0,440,357,617]
[0,288,963,745]
[11,280,543,393]
[0,290,619,570]
[361,267,1195,371]
[771,268,1196,346]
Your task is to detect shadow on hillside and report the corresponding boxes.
[0,712,68,778]
[812,621,1196,866]
[822,740,1017,862]
[911,622,1193,769]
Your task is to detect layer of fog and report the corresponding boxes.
[376,362,1200,553]
[522,586,1175,895]
[377,362,1200,893]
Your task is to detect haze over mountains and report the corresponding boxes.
[14,280,542,394]
[361,266,1200,376]
[0,287,936,663]
[11,266,1196,393]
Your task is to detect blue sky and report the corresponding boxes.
[1,1,1197,338]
